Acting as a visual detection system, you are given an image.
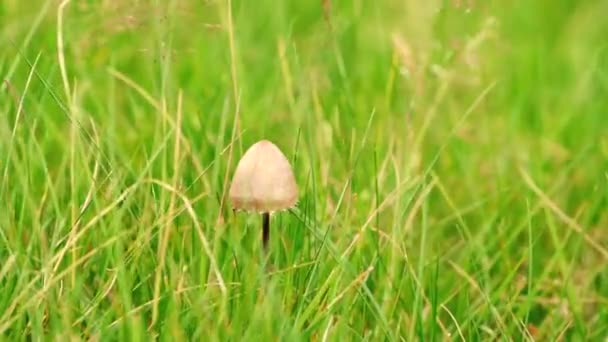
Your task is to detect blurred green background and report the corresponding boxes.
[1,0,607,340]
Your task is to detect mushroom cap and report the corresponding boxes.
[229,140,298,212]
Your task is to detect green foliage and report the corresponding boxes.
[1,0,607,340]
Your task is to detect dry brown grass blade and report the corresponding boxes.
[151,90,184,327]
[0,232,127,335]
[0,256,16,283]
[519,167,608,260]
[448,260,510,336]
[145,179,227,295]
[342,176,420,258]
[326,266,374,311]
[216,0,241,227]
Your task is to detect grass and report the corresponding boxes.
[1,0,607,340]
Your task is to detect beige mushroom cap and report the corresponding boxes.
[229,140,298,212]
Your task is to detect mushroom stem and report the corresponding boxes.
[262,212,270,250]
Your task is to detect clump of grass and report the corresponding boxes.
[1,0,607,340]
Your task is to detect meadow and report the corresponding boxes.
[1,0,607,340]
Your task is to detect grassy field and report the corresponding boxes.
[1,0,608,340]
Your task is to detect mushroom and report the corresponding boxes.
[229,140,298,250]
